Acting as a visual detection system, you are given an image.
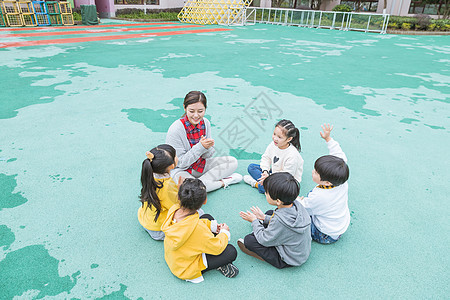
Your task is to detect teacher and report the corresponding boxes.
[166,91,242,192]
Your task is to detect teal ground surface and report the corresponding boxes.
[1,20,449,299]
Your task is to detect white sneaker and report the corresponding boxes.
[222,173,243,188]
[243,175,257,188]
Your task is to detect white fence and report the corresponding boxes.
[241,7,390,34]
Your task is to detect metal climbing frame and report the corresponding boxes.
[18,0,37,26]
[178,0,252,25]
[46,1,62,25]
[59,1,73,25]
[0,5,7,27]
[243,7,390,34]
[32,1,50,26]
[2,1,23,27]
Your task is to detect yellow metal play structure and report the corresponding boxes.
[178,0,252,25]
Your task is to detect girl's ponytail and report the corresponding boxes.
[291,127,301,151]
[140,158,163,222]
[275,119,301,151]
[139,144,176,222]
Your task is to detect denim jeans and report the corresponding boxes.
[247,163,270,194]
[310,217,339,244]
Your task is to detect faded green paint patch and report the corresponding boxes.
[122,98,184,132]
[0,174,27,211]
[6,158,17,163]
[97,284,131,300]
[0,225,15,250]
[0,68,65,120]
[49,174,72,183]
[123,97,214,132]
[425,124,445,130]
[400,118,419,124]
[0,245,79,299]
[229,148,262,160]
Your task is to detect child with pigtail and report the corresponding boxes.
[137,144,180,241]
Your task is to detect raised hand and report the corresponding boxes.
[250,206,265,220]
[320,124,333,142]
[240,211,257,222]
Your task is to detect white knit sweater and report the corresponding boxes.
[260,142,304,183]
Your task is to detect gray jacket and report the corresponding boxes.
[165,117,215,178]
[252,200,311,266]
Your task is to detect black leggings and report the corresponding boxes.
[243,210,291,269]
[200,214,238,272]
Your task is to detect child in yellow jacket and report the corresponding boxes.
[138,144,179,241]
[162,178,238,283]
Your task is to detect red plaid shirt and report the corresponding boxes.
[181,116,206,174]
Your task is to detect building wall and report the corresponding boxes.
[321,0,340,11]
[376,0,412,15]
[75,0,95,5]
[260,0,272,8]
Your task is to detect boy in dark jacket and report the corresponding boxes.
[239,172,311,269]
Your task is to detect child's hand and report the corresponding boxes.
[200,135,215,149]
[258,172,269,183]
[221,223,230,232]
[320,124,333,142]
[216,223,222,234]
[250,206,265,220]
[240,211,257,222]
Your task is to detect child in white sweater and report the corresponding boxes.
[244,119,304,194]
[299,124,350,244]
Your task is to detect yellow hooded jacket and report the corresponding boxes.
[161,204,229,280]
[138,177,178,231]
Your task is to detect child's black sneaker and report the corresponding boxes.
[216,263,239,278]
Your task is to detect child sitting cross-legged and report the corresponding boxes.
[299,124,350,244]
[238,172,311,269]
[161,178,239,283]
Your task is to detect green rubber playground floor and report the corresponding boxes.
[1,19,449,299]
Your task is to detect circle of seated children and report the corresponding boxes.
[138,91,350,283]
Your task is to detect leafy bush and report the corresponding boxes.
[432,19,450,31]
[401,22,412,30]
[388,16,450,31]
[332,4,352,12]
[73,12,82,21]
[387,22,398,29]
[115,8,180,20]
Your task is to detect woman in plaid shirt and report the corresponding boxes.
[166,91,242,192]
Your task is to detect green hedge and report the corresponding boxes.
[115,8,181,20]
[387,15,450,31]
[332,4,352,12]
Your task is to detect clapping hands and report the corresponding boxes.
[240,206,265,223]
[216,223,229,234]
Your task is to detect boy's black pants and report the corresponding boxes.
[244,210,291,269]
[200,214,237,272]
